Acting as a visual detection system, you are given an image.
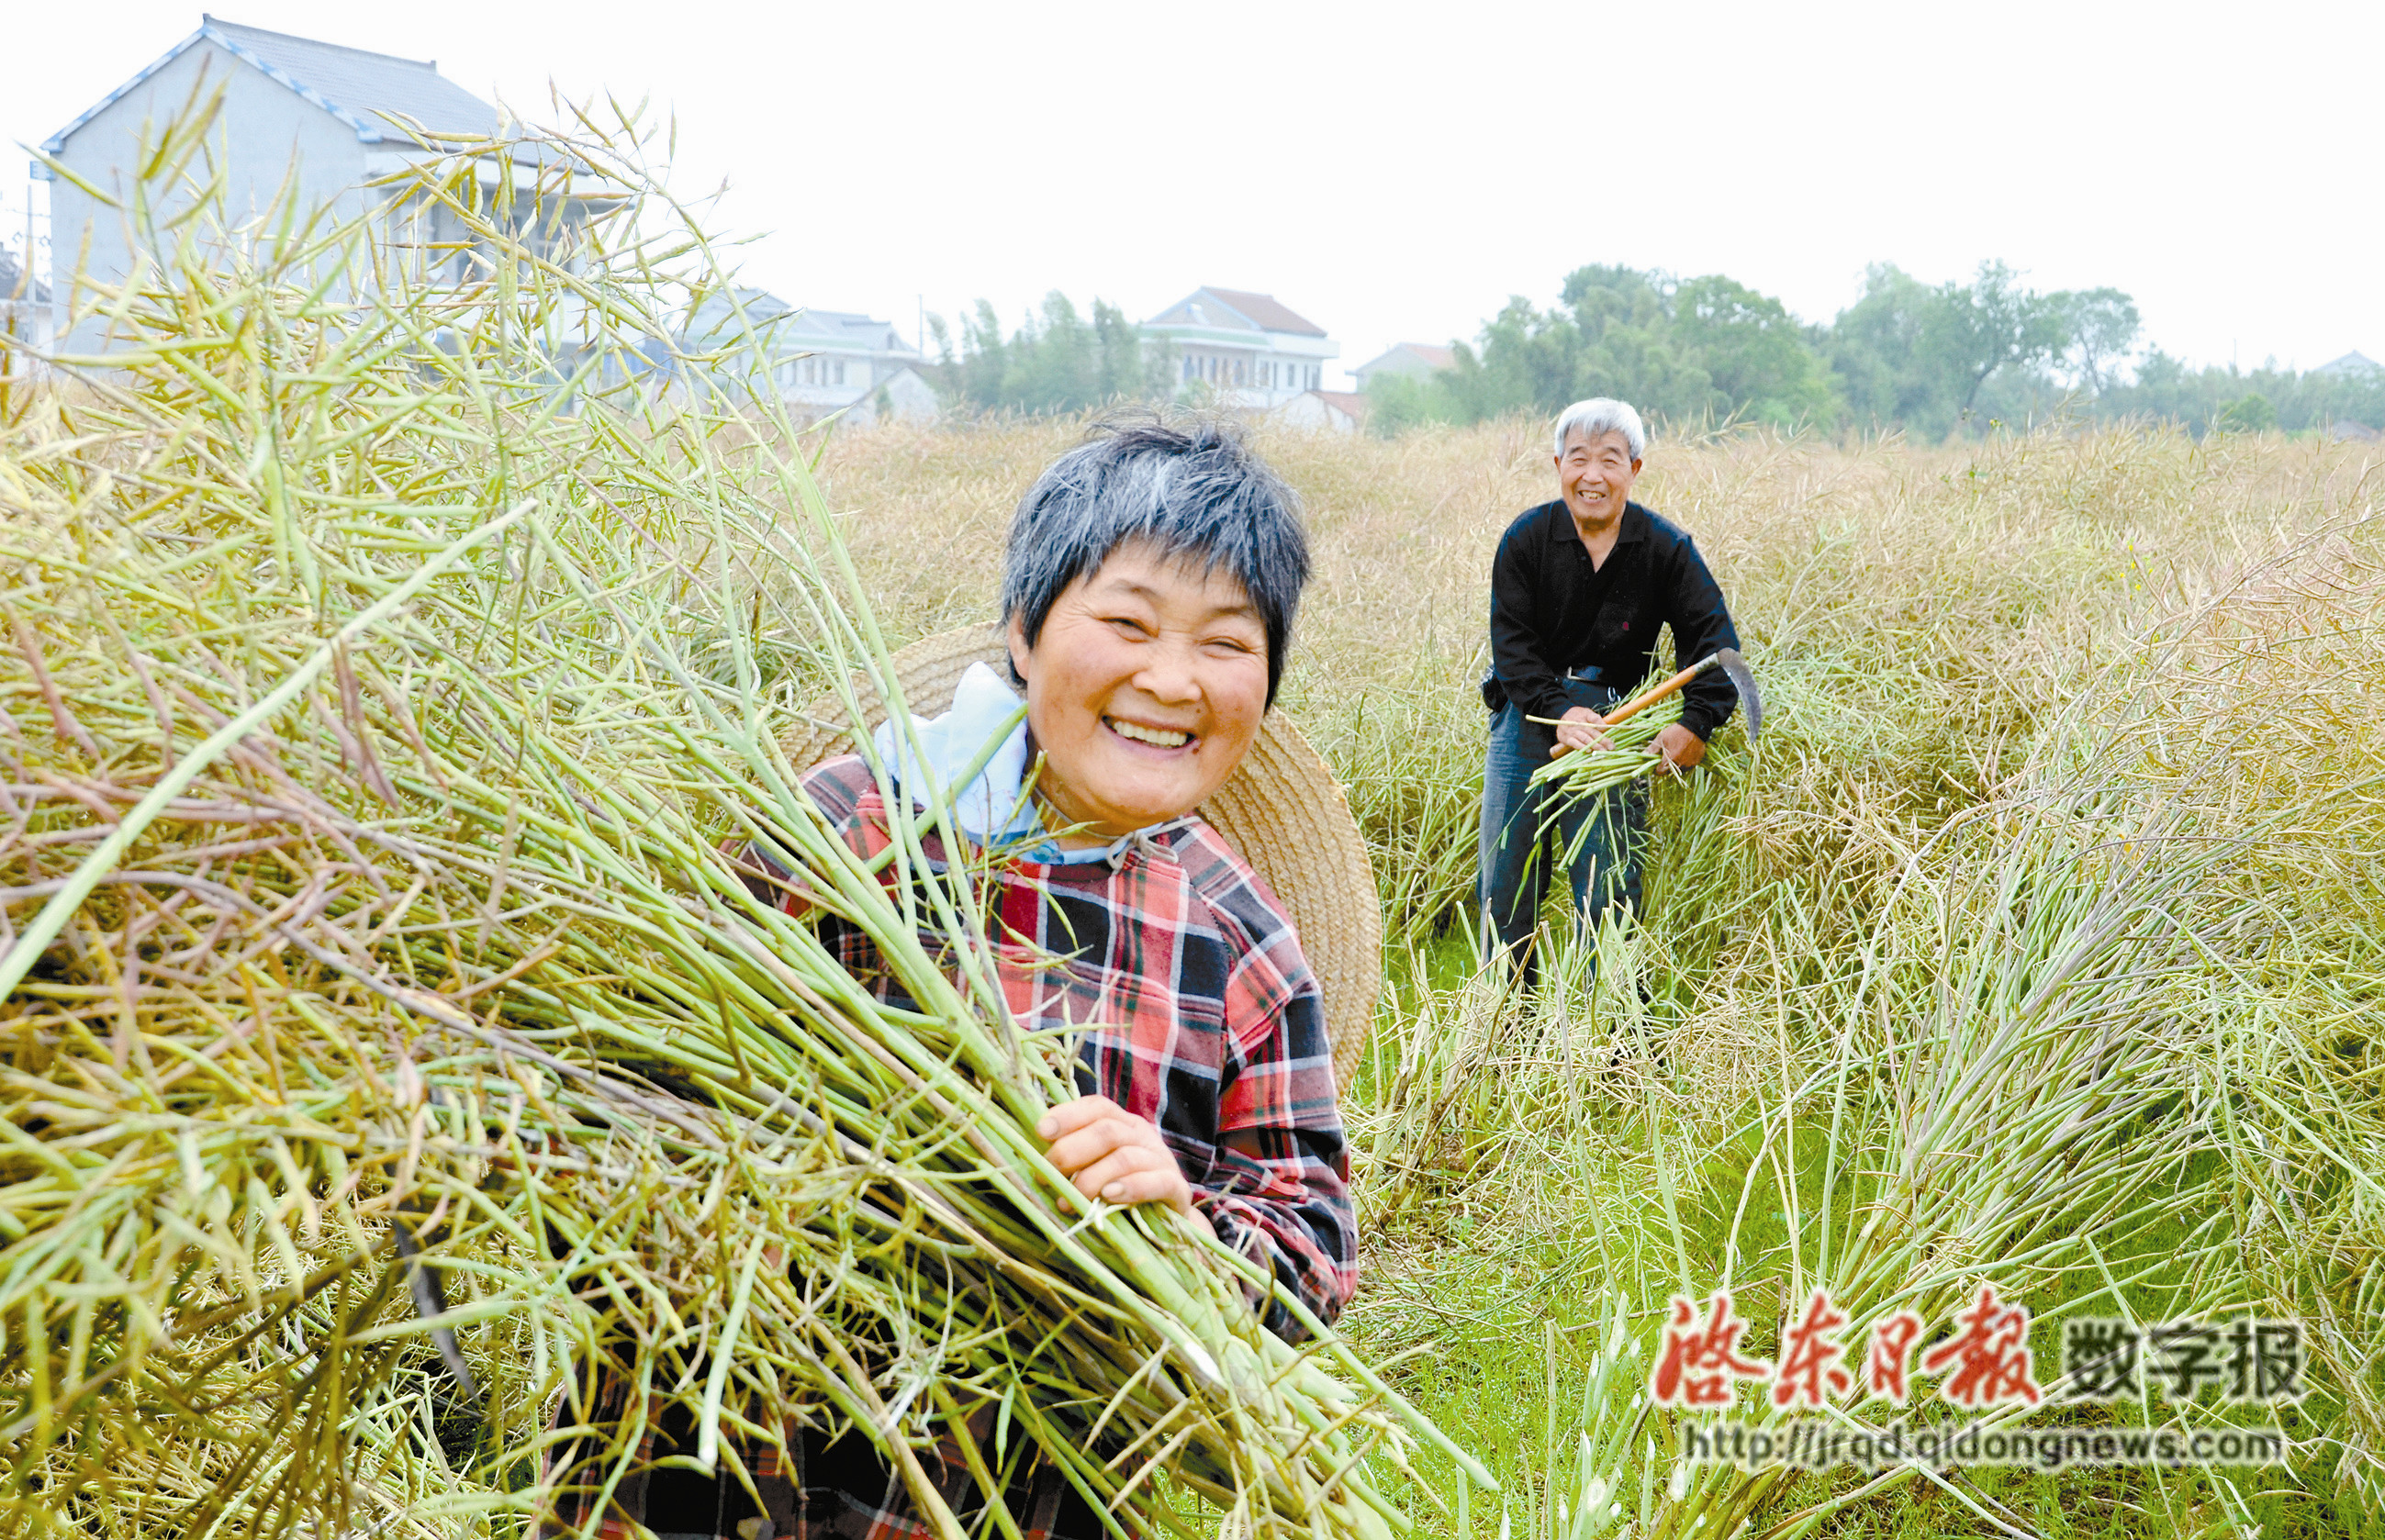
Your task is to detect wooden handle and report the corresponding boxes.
[1524,654,1715,730]
[1599,654,1715,728]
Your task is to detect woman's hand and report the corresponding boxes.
[1037,1096,1215,1235]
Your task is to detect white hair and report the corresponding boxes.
[1551,398,1647,461]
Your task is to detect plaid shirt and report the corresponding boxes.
[788,753,1356,1334]
[544,754,1356,1540]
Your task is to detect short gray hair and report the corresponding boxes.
[1552,398,1648,461]
[1002,417,1311,708]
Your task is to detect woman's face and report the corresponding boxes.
[1007,539,1270,843]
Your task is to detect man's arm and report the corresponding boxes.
[1666,535,1742,742]
[1488,519,1573,724]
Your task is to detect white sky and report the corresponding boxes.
[8,0,2380,387]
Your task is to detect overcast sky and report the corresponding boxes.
[8,0,2380,387]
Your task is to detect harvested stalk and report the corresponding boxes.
[0,106,1488,1540]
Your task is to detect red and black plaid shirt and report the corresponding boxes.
[544,755,1355,1540]
[785,753,1356,1334]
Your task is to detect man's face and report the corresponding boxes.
[1555,429,1641,527]
[1006,538,1270,842]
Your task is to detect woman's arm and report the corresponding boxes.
[1193,982,1357,1340]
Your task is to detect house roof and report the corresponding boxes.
[44,15,502,155]
[2313,351,2380,377]
[1316,390,1368,418]
[1147,286,1327,337]
[1355,342,1456,375]
[687,289,914,355]
[0,248,48,305]
[779,308,913,352]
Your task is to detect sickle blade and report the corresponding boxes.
[1715,648,1762,741]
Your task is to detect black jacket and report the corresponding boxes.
[1484,498,1742,741]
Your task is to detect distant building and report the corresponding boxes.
[1141,287,1336,408]
[2313,352,2381,379]
[0,247,54,361]
[686,288,937,426]
[1273,390,1366,434]
[1351,342,1456,393]
[37,16,596,350]
[2328,418,2380,443]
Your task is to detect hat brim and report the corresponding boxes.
[778,626,1380,1094]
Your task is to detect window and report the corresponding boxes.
[834,359,847,385]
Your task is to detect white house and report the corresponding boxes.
[1351,341,1456,393]
[36,17,595,351]
[2313,352,2380,379]
[1272,390,1366,434]
[687,288,937,426]
[1141,287,1336,409]
[0,248,54,364]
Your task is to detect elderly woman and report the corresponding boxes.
[550,419,1350,1540]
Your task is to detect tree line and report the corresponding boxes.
[916,271,2383,441]
[1371,262,2385,441]
[925,294,1176,417]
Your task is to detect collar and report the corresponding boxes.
[870,662,1189,869]
[1546,498,1647,550]
[1019,816,1196,870]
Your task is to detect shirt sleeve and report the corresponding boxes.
[1665,536,1743,742]
[1193,907,1358,1342]
[1489,516,1572,722]
[722,755,878,911]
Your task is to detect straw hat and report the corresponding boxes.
[779,626,1381,1091]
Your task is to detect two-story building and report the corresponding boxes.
[36,16,595,351]
[685,287,938,426]
[1141,287,1337,409]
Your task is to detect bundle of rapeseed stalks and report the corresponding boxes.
[0,109,1484,1538]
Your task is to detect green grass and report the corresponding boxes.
[1347,938,2376,1538]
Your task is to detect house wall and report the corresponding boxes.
[1271,392,1356,433]
[50,41,375,351]
[853,369,938,426]
[1353,349,1439,391]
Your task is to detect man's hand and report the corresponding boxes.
[1037,1096,1215,1234]
[1650,723,1707,776]
[1549,705,1615,758]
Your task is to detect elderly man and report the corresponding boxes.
[1477,397,1742,989]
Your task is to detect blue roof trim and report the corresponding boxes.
[39,22,398,154]
[40,25,208,154]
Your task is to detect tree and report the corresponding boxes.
[2055,287,2140,395]
[1670,275,1839,427]
[1420,264,1837,432]
[1826,262,2112,438]
[1826,264,1958,434]
[1362,369,1464,438]
[929,292,1175,415]
[1922,261,2070,416]
[2215,391,2277,432]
